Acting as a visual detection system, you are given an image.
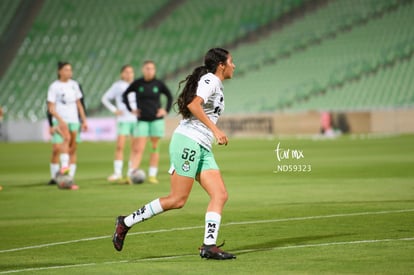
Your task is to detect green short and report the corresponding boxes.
[168,133,219,178]
[52,122,81,144]
[136,119,165,137]
[117,121,139,136]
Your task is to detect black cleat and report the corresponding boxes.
[112,216,130,251]
[199,242,236,260]
[48,179,57,185]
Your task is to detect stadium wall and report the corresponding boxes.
[1,109,413,142]
[167,109,414,137]
[371,110,414,133]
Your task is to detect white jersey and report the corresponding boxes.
[101,80,137,122]
[47,79,82,123]
[175,73,224,151]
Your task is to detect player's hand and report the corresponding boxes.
[132,109,141,117]
[213,128,228,146]
[57,120,69,137]
[81,121,88,132]
[58,119,68,130]
[49,126,61,135]
[156,108,167,118]
[114,110,123,116]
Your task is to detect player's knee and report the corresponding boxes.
[173,199,186,209]
[52,146,59,156]
[170,195,189,209]
[69,143,77,154]
[62,133,70,143]
[116,143,124,152]
[151,146,159,154]
[69,148,76,155]
[221,190,229,203]
[132,145,143,154]
[213,190,228,204]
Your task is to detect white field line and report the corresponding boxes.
[1,237,413,274]
[234,237,414,253]
[0,208,413,254]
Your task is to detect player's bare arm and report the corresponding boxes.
[187,96,228,145]
[76,99,88,131]
[47,101,68,131]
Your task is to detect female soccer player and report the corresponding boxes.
[101,65,138,182]
[113,48,236,260]
[46,110,61,185]
[47,62,88,189]
[46,91,86,185]
[122,61,173,184]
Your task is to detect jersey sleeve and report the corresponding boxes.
[47,84,57,103]
[101,83,118,113]
[196,75,215,103]
[160,81,173,113]
[122,80,137,112]
[75,82,83,100]
[46,108,53,127]
[79,84,87,116]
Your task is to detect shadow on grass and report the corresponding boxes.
[11,177,109,188]
[233,233,353,255]
[11,182,50,188]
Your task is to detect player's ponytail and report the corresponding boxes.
[177,48,229,118]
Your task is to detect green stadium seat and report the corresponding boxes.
[217,0,414,113]
[1,0,303,120]
[1,0,412,119]
[0,0,21,36]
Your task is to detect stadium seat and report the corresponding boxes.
[217,0,414,113]
[0,0,20,37]
[0,0,303,120]
[1,0,413,119]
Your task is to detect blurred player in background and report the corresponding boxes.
[122,60,172,184]
[101,65,138,182]
[47,62,87,188]
[46,88,85,185]
[113,48,236,260]
[46,110,61,185]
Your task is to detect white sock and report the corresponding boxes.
[124,198,164,227]
[60,153,69,168]
[50,163,60,178]
[114,160,123,176]
[69,164,76,177]
[127,161,133,176]
[203,212,221,245]
[149,166,158,177]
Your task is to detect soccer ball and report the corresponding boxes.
[130,169,146,184]
[55,172,74,189]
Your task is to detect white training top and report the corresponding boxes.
[101,80,137,122]
[47,79,83,123]
[175,73,225,151]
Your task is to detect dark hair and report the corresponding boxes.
[57,61,70,79]
[176,48,229,118]
[143,60,155,66]
[120,64,132,73]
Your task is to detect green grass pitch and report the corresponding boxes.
[0,135,413,274]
